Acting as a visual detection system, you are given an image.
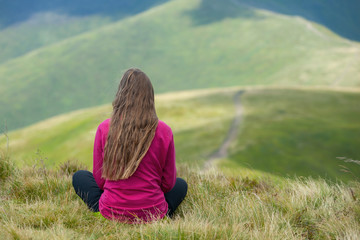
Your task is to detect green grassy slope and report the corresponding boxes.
[2,87,360,182]
[1,0,360,130]
[0,89,236,168]
[0,14,112,65]
[221,87,360,182]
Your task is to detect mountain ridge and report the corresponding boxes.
[1,0,359,130]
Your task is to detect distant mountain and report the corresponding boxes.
[1,0,359,130]
[239,0,360,42]
[0,0,168,28]
[0,0,168,64]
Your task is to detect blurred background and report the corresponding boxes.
[0,0,359,181]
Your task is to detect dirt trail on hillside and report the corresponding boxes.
[203,90,244,170]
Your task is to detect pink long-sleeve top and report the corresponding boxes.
[92,118,176,223]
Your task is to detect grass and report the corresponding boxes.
[221,87,360,182]
[0,150,13,182]
[0,157,359,239]
[1,0,360,130]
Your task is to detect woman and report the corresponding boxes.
[72,68,188,223]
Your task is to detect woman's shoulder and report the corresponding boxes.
[97,118,110,131]
[157,120,173,136]
[157,120,171,130]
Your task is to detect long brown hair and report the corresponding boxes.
[102,68,158,180]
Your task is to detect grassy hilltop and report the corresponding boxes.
[1,149,359,239]
[1,0,360,130]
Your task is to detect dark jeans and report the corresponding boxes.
[72,170,188,218]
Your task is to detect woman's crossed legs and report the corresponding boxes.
[72,170,187,218]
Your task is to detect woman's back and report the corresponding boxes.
[93,119,176,222]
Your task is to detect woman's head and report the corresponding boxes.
[112,68,156,115]
[102,68,158,180]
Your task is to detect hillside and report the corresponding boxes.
[1,0,359,64]
[1,87,359,238]
[1,0,360,130]
[0,89,236,168]
[219,87,360,182]
[2,87,360,182]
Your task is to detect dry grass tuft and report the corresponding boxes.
[58,159,88,176]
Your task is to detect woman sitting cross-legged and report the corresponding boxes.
[72,68,188,223]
